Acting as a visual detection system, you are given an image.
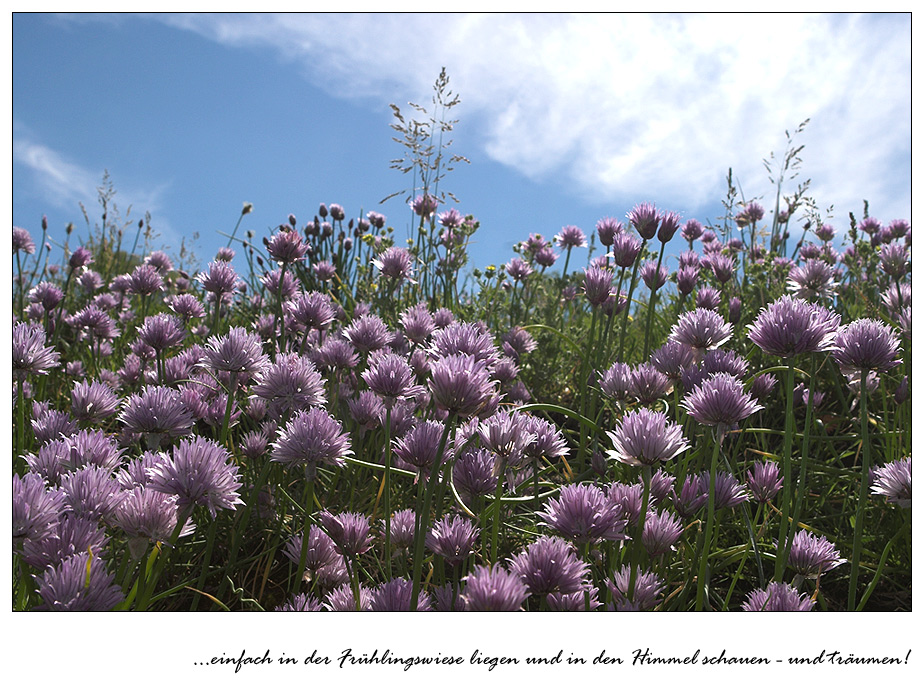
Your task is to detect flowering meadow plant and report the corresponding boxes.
[10,110,911,613]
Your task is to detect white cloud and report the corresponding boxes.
[13,126,182,250]
[149,13,912,222]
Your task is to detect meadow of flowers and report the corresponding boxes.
[11,119,912,613]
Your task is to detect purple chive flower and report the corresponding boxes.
[252,353,327,421]
[382,508,417,551]
[870,457,911,508]
[606,482,644,526]
[439,208,464,229]
[521,414,569,462]
[118,385,195,448]
[742,582,815,612]
[271,408,352,481]
[344,314,391,355]
[682,372,762,433]
[462,564,529,611]
[166,293,206,320]
[742,201,765,224]
[28,281,65,311]
[59,466,126,522]
[504,257,533,282]
[547,585,602,612]
[306,259,333,281]
[703,253,735,284]
[201,327,268,379]
[111,486,196,558]
[539,483,627,544]
[814,222,835,242]
[453,449,498,501]
[747,295,840,358]
[362,352,420,407]
[640,261,668,291]
[610,231,643,269]
[149,436,243,518]
[669,308,733,360]
[830,318,901,373]
[478,410,535,471]
[21,514,109,570]
[583,265,614,307]
[31,408,78,444]
[275,593,324,612]
[266,228,309,264]
[608,565,664,611]
[598,362,633,401]
[605,407,689,468]
[428,353,496,417]
[657,210,680,243]
[287,291,337,332]
[400,303,436,345]
[629,202,660,240]
[555,225,587,250]
[509,536,589,597]
[681,219,705,243]
[500,326,538,359]
[13,226,36,254]
[394,421,449,478]
[283,526,347,586]
[325,582,373,611]
[411,194,438,218]
[372,246,416,284]
[426,515,480,567]
[650,341,695,380]
[260,267,298,301]
[672,473,710,518]
[630,363,673,404]
[432,583,467,611]
[347,391,385,431]
[676,265,699,296]
[370,578,433,612]
[596,217,624,247]
[312,337,359,372]
[13,322,60,380]
[318,510,372,558]
[747,460,784,503]
[695,287,722,311]
[13,472,66,549]
[787,259,837,301]
[68,246,94,270]
[197,260,239,297]
[33,551,124,611]
[642,509,684,556]
[136,313,186,352]
[128,264,164,297]
[786,529,845,578]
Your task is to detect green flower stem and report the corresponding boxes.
[219,372,238,448]
[627,464,651,606]
[189,516,219,612]
[774,358,796,582]
[696,432,722,611]
[617,243,646,362]
[135,505,194,611]
[782,354,816,569]
[383,403,394,579]
[642,241,667,358]
[857,518,908,611]
[294,479,316,594]
[410,419,454,609]
[848,368,871,611]
[489,461,507,564]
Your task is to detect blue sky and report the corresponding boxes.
[13,13,911,276]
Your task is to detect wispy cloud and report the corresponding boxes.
[134,13,916,222]
[13,125,181,249]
